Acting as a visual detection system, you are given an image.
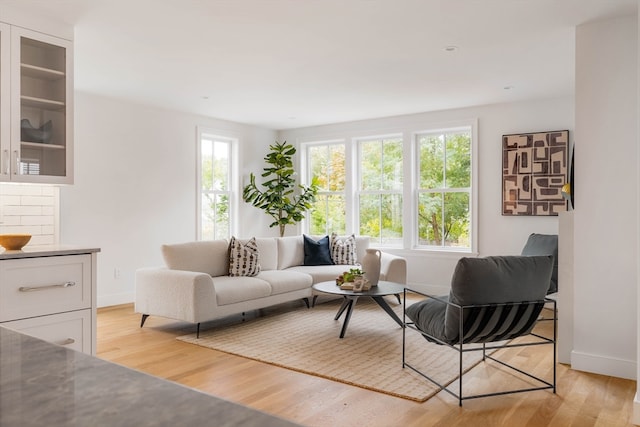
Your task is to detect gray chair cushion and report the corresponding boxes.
[405,297,448,344]
[444,255,553,341]
[521,233,558,293]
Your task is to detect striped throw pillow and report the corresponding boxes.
[330,233,357,265]
[229,237,261,277]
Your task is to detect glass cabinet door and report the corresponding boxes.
[0,23,9,181]
[11,28,73,184]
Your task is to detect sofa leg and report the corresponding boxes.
[302,297,310,308]
[140,314,149,328]
[395,294,401,304]
[196,323,201,339]
[312,295,318,307]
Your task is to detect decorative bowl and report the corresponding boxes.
[0,234,32,250]
[21,119,53,144]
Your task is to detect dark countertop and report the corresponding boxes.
[0,327,300,427]
[0,245,101,260]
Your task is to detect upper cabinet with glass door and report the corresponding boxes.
[0,23,10,181]
[0,26,73,184]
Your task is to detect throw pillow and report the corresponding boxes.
[330,233,357,265]
[303,235,334,266]
[228,236,261,277]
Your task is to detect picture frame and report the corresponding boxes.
[502,130,569,216]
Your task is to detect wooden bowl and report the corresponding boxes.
[0,234,32,250]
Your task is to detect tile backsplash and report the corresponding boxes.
[0,184,59,246]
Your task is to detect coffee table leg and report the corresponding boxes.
[372,296,403,327]
[340,297,358,338]
[335,297,350,320]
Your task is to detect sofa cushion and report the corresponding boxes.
[287,264,360,284]
[277,236,304,270]
[303,235,334,266]
[353,236,370,263]
[238,237,277,271]
[229,237,261,277]
[213,276,272,306]
[162,240,229,277]
[257,270,313,295]
[330,233,357,265]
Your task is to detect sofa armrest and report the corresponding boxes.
[380,252,407,284]
[135,267,217,324]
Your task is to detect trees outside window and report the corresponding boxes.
[198,131,234,240]
[416,129,471,248]
[306,143,346,235]
[300,123,475,252]
[357,137,403,245]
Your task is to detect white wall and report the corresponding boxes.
[60,92,276,306]
[574,15,638,380]
[279,97,573,292]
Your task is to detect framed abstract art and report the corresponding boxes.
[502,130,569,216]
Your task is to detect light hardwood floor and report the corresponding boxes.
[97,303,636,427]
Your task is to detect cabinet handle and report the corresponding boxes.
[18,281,76,292]
[57,338,76,346]
[13,150,19,175]
[2,149,7,175]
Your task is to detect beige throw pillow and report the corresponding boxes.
[229,236,261,277]
[330,233,357,265]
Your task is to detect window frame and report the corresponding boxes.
[298,119,477,254]
[196,127,239,241]
[301,139,348,236]
[355,134,404,247]
[413,123,477,253]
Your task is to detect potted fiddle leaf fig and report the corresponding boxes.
[242,141,318,237]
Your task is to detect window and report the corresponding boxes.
[197,130,236,240]
[416,128,472,249]
[357,137,403,245]
[300,121,476,252]
[306,142,346,235]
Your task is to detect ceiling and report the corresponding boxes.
[2,0,637,130]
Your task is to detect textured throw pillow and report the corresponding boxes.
[330,233,357,265]
[228,236,261,277]
[303,235,334,266]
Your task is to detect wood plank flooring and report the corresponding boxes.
[97,303,636,427]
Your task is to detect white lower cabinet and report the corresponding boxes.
[2,309,91,354]
[0,248,98,355]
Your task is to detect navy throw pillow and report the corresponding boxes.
[303,235,334,266]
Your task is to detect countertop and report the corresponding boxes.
[0,326,300,427]
[0,245,101,260]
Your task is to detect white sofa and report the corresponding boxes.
[135,236,406,336]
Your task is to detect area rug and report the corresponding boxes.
[177,298,486,402]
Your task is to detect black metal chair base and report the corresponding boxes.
[402,290,557,406]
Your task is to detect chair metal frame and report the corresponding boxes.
[402,288,557,406]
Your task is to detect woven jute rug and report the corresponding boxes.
[177,297,486,402]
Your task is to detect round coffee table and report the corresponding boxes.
[312,280,405,338]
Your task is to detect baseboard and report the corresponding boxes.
[98,292,134,308]
[633,393,640,425]
[571,350,637,380]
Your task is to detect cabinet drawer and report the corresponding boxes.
[2,309,92,354]
[0,254,92,321]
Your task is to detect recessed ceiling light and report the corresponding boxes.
[503,85,514,90]
[202,96,209,100]
[443,45,458,52]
